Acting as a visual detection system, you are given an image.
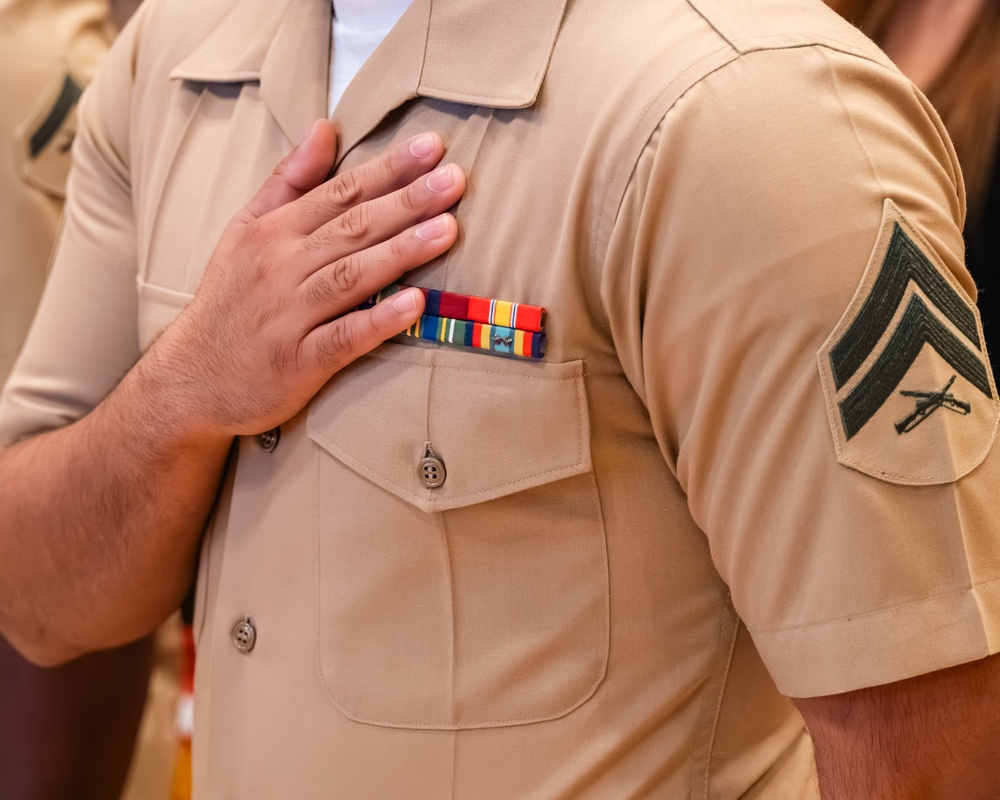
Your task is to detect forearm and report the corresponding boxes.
[0,123,463,664]
[798,654,1000,799]
[0,351,230,665]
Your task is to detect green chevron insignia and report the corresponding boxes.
[817,200,998,485]
[28,73,82,158]
[16,68,85,197]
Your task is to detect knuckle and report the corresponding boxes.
[385,234,408,266]
[251,258,277,289]
[317,321,354,369]
[330,256,358,296]
[362,311,383,344]
[338,204,372,244]
[300,221,332,256]
[246,215,282,249]
[306,257,358,308]
[328,170,363,210]
[269,339,297,372]
[358,311,384,349]
[379,150,403,186]
[302,272,330,308]
[252,298,280,329]
[400,181,421,213]
[295,193,324,227]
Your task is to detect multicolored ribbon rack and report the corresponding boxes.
[359,284,547,360]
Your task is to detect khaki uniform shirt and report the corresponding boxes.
[3,0,1000,797]
[0,0,110,384]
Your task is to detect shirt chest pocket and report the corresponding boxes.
[307,342,609,730]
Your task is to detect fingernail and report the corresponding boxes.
[426,165,454,192]
[415,215,448,241]
[391,288,418,312]
[409,133,435,158]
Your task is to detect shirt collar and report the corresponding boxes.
[170,0,569,152]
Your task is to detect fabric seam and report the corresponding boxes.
[751,577,1000,637]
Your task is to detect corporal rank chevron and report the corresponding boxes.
[830,223,992,440]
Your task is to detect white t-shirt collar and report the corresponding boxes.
[329,0,414,113]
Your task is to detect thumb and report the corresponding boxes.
[239,119,338,221]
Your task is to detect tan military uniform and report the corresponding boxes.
[3,0,999,797]
[0,2,177,798]
[0,0,110,384]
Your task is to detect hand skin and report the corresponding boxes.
[0,120,465,665]
[795,652,1000,798]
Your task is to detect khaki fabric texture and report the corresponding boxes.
[0,0,110,385]
[0,3,178,798]
[1,0,999,797]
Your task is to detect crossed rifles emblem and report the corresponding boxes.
[895,375,971,435]
[827,222,992,441]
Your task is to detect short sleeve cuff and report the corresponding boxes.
[752,578,1000,698]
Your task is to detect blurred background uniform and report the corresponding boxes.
[828,0,1000,377]
[0,1,182,797]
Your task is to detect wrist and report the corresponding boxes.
[111,337,233,461]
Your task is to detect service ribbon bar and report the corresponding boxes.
[404,314,545,360]
[361,284,546,333]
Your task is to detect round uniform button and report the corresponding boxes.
[418,453,446,489]
[232,616,257,654]
[258,427,280,452]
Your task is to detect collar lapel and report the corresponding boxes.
[333,0,569,164]
[170,0,330,146]
[331,0,431,164]
[418,0,569,107]
[258,0,331,145]
[170,0,570,158]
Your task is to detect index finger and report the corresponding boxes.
[278,131,447,236]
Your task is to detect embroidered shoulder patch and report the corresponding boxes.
[817,200,999,485]
[15,67,84,198]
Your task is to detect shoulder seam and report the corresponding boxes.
[729,33,889,68]
[591,43,739,332]
[594,36,898,279]
[683,0,893,69]
[594,39,906,351]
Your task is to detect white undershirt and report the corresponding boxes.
[329,0,414,113]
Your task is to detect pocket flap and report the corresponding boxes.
[307,342,591,512]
